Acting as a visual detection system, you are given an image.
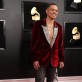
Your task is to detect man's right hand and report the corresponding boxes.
[33,61,40,70]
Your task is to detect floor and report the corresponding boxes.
[0,76,82,82]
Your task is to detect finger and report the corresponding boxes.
[59,64,64,68]
[34,65,39,70]
[34,64,39,70]
[37,63,40,68]
[60,64,63,68]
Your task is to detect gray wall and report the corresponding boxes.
[0,0,82,79]
[0,0,22,79]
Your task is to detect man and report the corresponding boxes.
[32,3,64,82]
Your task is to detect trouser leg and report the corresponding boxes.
[35,66,46,82]
[46,67,56,82]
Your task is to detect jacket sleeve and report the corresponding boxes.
[58,26,64,62]
[31,21,40,62]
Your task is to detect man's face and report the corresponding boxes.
[46,5,58,19]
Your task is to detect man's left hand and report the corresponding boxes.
[59,62,64,68]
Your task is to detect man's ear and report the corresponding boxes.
[46,9,48,14]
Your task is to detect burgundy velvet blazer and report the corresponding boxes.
[32,19,64,67]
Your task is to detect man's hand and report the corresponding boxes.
[59,62,64,69]
[33,61,40,70]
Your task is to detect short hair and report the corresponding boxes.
[46,3,57,9]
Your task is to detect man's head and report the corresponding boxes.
[46,3,58,19]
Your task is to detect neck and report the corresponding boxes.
[46,17,55,27]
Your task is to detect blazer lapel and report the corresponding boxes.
[51,27,58,47]
[41,25,50,44]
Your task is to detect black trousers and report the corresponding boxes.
[35,66,57,82]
